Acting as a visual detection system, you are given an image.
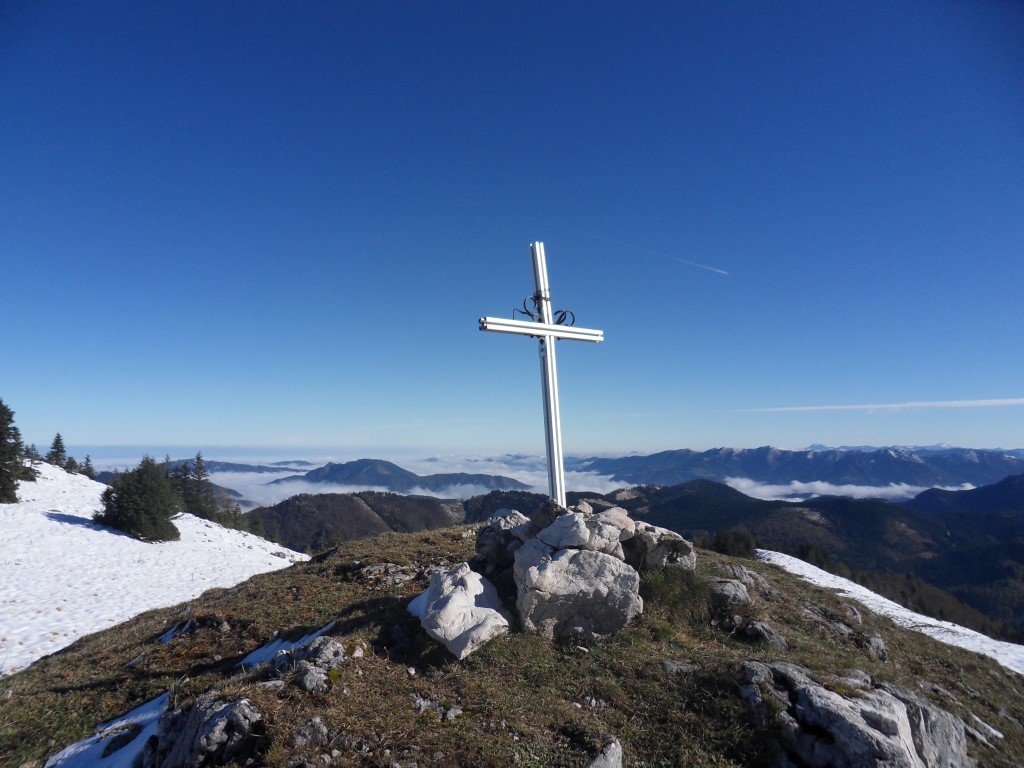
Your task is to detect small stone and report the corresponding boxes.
[294,661,329,693]
[743,621,788,651]
[293,717,329,749]
[708,579,750,611]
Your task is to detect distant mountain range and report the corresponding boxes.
[573,446,1024,487]
[268,458,530,493]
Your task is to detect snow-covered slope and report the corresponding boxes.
[0,464,307,677]
[758,549,1024,676]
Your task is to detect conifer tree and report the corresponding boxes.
[45,433,67,467]
[80,455,96,480]
[24,443,41,464]
[95,456,181,541]
[190,452,218,520]
[168,458,193,501]
[0,399,33,503]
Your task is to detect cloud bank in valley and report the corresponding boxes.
[725,477,974,502]
[210,457,623,508]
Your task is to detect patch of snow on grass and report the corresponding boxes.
[43,692,170,768]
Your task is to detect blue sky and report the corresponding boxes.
[3,1,1022,459]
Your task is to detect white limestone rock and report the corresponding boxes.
[514,542,643,641]
[536,512,624,558]
[408,562,510,660]
[740,661,975,768]
[592,507,635,541]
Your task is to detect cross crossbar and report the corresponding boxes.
[478,316,604,342]
[479,242,603,507]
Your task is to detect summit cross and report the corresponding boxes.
[479,242,604,507]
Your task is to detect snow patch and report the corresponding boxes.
[43,692,170,768]
[1,463,308,677]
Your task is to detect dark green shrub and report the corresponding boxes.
[95,456,181,541]
[709,528,757,558]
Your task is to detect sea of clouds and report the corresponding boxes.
[725,477,974,502]
[88,451,974,508]
[206,455,625,508]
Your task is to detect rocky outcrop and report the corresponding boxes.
[739,661,975,768]
[142,696,264,768]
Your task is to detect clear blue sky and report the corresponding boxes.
[3,1,1022,458]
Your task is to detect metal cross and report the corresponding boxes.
[479,242,604,507]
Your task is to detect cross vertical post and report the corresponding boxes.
[479,242,604,507]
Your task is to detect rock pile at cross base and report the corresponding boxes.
[409,499,695,657]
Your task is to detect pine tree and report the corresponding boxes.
[80,455,97,480]
[190,452,218,520]
[24,443,41,464]
[45,433,67,467]
[0,399,31,503]
[95,456,181,541]
[168,459,192,501]
[219,500,244,529]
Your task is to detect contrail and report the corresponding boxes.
[450,195,729,276]
[746,398,1024,413]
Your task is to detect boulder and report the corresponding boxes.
[408,562,510,660]
[536,513,624,558]
[514,541,642,641]
[740,661,975,768]
[592,507,635,541]
[536,513,592,549]
[709,579,750,611]
[621,522,695,573]
[142,697,264,768]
